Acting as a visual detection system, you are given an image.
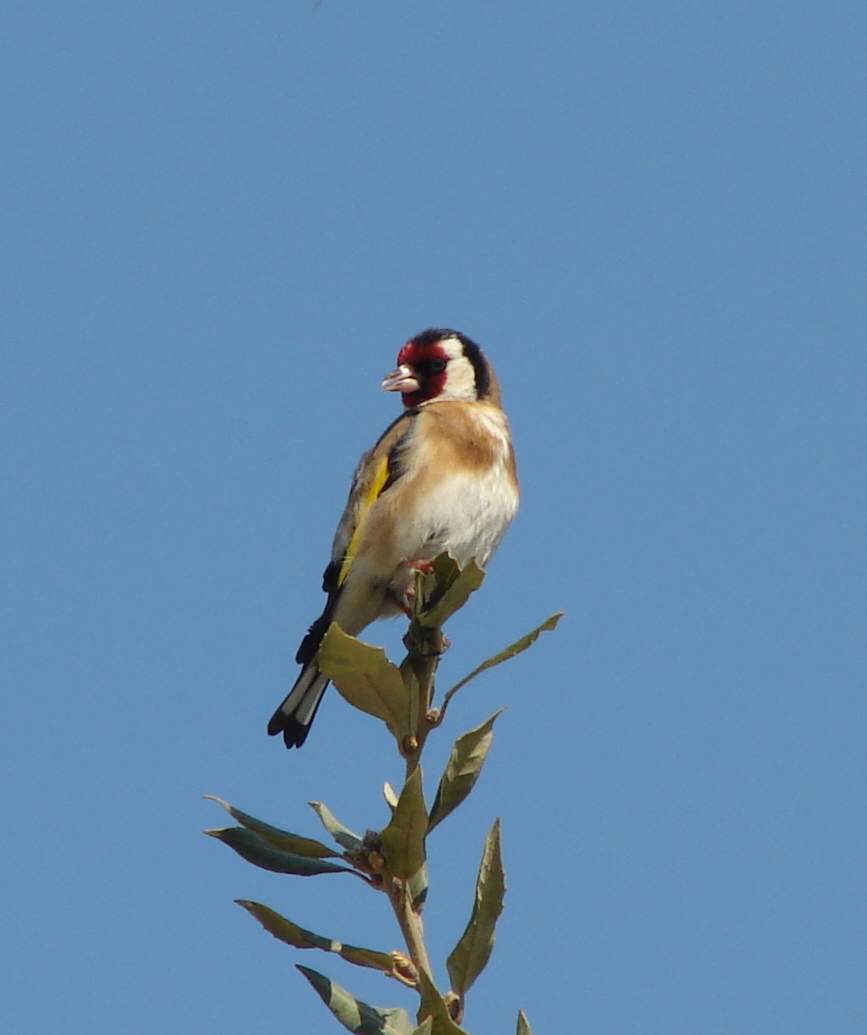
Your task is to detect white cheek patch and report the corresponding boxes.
[440,336,464,361]
[441,354,477,400]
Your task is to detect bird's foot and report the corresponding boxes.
[397,558,436,617]
[400,557,436,575]
[398,583,417,619]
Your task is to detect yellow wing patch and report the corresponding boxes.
[337,454,391,588]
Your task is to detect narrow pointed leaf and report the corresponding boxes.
[418,555,485,628]
[296,965,414,1034]
[205,827,351,876]
[309,800,363,851]
[442,613,563,709]
[236,900,394,974]
[428,710,502,833]
[380,766,427,879]
[318,623,409,741]
[516,1009,533,1035]
[446,819,506,996]
[237,899,331,950]
[411,1020,434,1035]
[340,944,400,973]
[383,781,399,811]
[416,970,470,1034]
[204,795,339,858]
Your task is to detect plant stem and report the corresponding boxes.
[386,570,441,984]
[401,623,443,779]
[399,570,444,778]
[388,877,433,982]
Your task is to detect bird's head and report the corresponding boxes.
[381,328,498,408]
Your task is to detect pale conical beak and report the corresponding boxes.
[381,364,419,393]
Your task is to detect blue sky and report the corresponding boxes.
[3,2,865,1033]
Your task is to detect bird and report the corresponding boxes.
[267,328,519,748]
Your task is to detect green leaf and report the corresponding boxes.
[416,970,470,1034]
[411,1020,434,1035]
[516,1009,533,1035]
[340,944,398,973]
[204,795,339,858]
[380,766,427,880]
[441,613,564,708]
[446,819,506,996]
[417,554,485,628]
[309,800,363,852]
[428,710,502,834]
[236,900,394,974]
[318,623,409,741]
[204,827,351,877]
[296,965,415,1034]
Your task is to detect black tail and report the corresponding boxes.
[266,664,330,748]
[267,606,334,749]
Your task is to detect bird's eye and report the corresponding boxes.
[428,359,447,373]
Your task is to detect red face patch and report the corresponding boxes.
[396,339,449,407]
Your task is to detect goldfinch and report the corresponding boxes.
[267,328,519,748]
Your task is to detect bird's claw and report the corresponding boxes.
[398,558,436,617]
[400,557,436,575]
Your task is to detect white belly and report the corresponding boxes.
[395,463,519,571]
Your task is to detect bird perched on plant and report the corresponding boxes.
[267,328,519,748]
